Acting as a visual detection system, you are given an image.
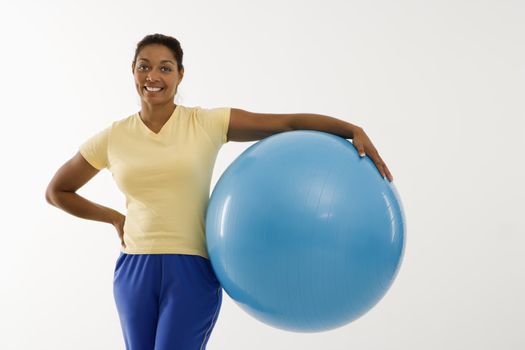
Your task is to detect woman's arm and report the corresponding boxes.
[227,108,393,181]
[45,152,127,247]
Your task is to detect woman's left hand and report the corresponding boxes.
[352,127,394,182]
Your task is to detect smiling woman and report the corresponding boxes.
[131,40,184,133]
[45,32,393,350]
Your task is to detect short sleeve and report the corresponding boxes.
[195,107,231,147]
[78,125,111,170]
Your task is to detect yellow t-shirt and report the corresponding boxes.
[79,104,231,259]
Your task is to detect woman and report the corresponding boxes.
[45,33,393,350]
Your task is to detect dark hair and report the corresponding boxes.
[132,33,184,73]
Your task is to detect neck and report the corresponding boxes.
[139,101,177,125]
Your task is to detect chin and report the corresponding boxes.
[143,97,171,105]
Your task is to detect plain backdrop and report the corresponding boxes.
[1,0,524,349]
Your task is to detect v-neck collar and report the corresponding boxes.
[137,104,180,137]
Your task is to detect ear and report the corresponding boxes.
[131,62,135,73]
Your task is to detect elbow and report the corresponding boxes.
[45,187,58,205]
[45,189,54,205]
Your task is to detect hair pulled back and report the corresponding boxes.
[133,33,184,73]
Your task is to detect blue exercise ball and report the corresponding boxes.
[206,130,406,332]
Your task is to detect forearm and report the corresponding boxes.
[288,114,361,139]
[46,191,118,225]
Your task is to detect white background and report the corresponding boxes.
[1,0,524,349]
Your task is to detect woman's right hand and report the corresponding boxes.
[110,210,127,248]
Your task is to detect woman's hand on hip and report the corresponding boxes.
[110,210,127,248]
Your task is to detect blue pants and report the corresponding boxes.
[113,252,222,350]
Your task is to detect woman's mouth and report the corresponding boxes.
[144,86,163,93]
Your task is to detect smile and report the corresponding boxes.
[144,86,163,92]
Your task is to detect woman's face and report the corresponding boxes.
[132,44,183,105]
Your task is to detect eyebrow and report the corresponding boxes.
[137,58,175,65]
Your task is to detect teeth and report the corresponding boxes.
[145,87,162,92]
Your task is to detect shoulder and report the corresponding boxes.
[114,112,138,127]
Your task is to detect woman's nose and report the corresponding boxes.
[146,72,160,82]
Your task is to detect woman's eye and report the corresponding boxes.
[136,65,171,72]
